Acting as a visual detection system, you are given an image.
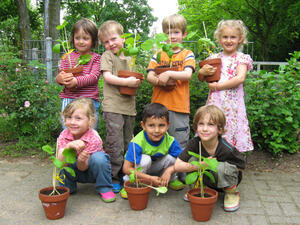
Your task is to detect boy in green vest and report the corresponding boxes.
[120,103,185,198]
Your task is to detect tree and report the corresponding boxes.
[178,0,300,61]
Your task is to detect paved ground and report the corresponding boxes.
[1,158,300,225]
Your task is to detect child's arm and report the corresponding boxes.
[157,67,193,86]
[160,165,176,186]
[198,64,217,81]
[56,71,74,85]
[208,64,247,92]
[123,160,163,186]
[103,70,142,88]
[174,158,199,173]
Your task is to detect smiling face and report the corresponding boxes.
[141,116,170,142]
[101,32,125,55]
[219,26,242,56]
[196,113,221,144]
[73,28,93,55]
[65,108,90,140]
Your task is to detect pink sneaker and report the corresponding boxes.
[100,191,116,203]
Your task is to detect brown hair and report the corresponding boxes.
[98,20,124,43]
[162,14,187,34]
[62,97,96,128]
[70,18,99,49]
[193,105,226,135]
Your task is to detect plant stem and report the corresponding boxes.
[50,140,59,196]
[132,135,138,188]
[199,141,204,198]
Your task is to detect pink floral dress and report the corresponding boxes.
[206,52,254,152]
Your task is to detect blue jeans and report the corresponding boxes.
[61,98,100,129]
[59,151,113,194]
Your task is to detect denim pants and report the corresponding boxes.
[61,98,100,129]
[59,151,113,194]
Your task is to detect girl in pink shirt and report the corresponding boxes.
[57,97,115,203]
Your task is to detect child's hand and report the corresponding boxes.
[199,64,217,77]
[160,171,172,186]
[208,82,219,92]
[77,150,90,171]
[150,176,163,186]
[126,76,142,88]
[66,140,85,153]
[157,71,171,86]
[57,71,74,85]
[65,77,78,89]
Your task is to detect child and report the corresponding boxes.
[58,97,115,203]
[120,103,185,199]
[147,14,196,150]
[56,18,101,128]
[98,20,142,193]
[174,105,245,212]
[199,19,253,152]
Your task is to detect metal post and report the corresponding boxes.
[45,37,53,83]
[32,48,39,79]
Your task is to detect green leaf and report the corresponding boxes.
[50,156,64,169]
[62,148,77,164]
[155,186,168,195]
[185,171,198,185]
[190,161,201,167]
[129,170,135,183]
[56,21,67,30]
[53,43,61,54]
[157,51,162,63]
[188,151,200,159]
[42,145,54,155]
[137,167,143,172]
[63,166,76,177]
[141,39,154,51]
[128,47,139,56]
[121,33,133,38]
[203,171,215,183]
[77,54,91,65]
[125,37,135,46]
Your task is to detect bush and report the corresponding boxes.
[245,51,300,155]
[0,53,62,153]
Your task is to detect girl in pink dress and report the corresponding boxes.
[198,20,254,152]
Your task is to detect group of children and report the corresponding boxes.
[55,14,253,212]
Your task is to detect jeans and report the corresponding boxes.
[59,151,113,194]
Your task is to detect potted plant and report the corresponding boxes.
[38,144,76,220]
[53,21,91,77]
[117,31,154,95]
[185,142,219,222]
[124,136,168,210]
[197,22,221,83]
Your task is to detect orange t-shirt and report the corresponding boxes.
[147,49,195,114]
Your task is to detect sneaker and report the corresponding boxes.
[120,188,128,199]
[183,192,189,202]
[224,185,240,212]
[100,191,116,203]
[169,179,185,191]
[113,183,122,193]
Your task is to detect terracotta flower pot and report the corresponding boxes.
[198,58,221,83]
[187,187,218,222]
[118,70,144,96]
[39,186,70,220]
[62,65,84,77]
[124,179,152,210]
[154,66,178,91]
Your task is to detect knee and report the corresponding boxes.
[90,151,110,169]
[139,154,152,172]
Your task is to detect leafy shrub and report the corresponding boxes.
[245,51,300,155]
[0,54,62,152]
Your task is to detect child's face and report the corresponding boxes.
[141,116,170,142]
[74,28,93,55]
[101,32,125,55]
[65,108,90,139]
[165,28,186,50]
[196,114,221,143]
[219,26,242,56]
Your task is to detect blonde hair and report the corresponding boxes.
[214,19,248,50]
[62,97,96,128]
[98,20,124,43]
[193,105,226,135]
[162,14,187,34]
[70,18,99,49]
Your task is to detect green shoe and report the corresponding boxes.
[169,179,185,191]
[120,188,128,199]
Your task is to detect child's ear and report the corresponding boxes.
[140,121,146,130]
[183,31,187,39]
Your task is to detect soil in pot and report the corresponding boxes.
[154,66,178,91]
[124,179,152,210]
[187,187,218,222]
[198,58,221,83]
[118,70,144,96]
[39,186,70,220]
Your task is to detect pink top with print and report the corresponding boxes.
[58,128,103,155]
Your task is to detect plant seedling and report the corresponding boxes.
[118,32,154,72]
[185,142,219,198]
[42,144,76,196]
[52,21,91,69]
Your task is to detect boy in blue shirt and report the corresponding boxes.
[120,103,185,198]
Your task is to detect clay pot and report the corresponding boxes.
[62,65,84,77]
[187,187,218,222]
[39,186,70,220]
[118,70,144,96]
[198,58,221,83]
[124,179,152,210]
[154,66,178,91]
